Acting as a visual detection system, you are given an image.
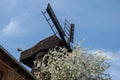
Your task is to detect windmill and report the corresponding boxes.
[42,3,75,51]
[19,3,75,72]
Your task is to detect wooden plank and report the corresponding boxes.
[46,3,66,43]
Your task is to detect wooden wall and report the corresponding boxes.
[0,60,25,80]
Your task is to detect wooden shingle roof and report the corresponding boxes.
[20,35,62,68]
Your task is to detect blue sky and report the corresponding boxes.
[0,0,120,80]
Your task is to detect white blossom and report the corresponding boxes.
[33,46,111,80]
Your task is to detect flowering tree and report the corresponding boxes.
[33,46,111,80]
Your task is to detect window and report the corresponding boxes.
[0,71,2,80]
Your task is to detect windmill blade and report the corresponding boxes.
[42,3,73,51]
[64,19,75,45]
[69,24,75,43]
[46,3,66,43]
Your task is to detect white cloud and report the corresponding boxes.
[2,18,23,36]
[111,51,120,66]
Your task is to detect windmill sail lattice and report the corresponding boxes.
[64,19,74,45]
[42,3,75,48]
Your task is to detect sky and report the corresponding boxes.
[0,0,120,80]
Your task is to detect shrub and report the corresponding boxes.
[33,46,111,80]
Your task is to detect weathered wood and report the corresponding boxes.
[0,45,36,80]
[20,35,62,68]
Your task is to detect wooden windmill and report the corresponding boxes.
[19,3,75,71]
[42,3,74,50]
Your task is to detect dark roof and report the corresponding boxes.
[20,35,62,68]
[0,45,36,80]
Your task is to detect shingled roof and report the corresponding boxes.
[20,35,62,68]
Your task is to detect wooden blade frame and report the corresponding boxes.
[64,19,75,45]
[42,3,74,51]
